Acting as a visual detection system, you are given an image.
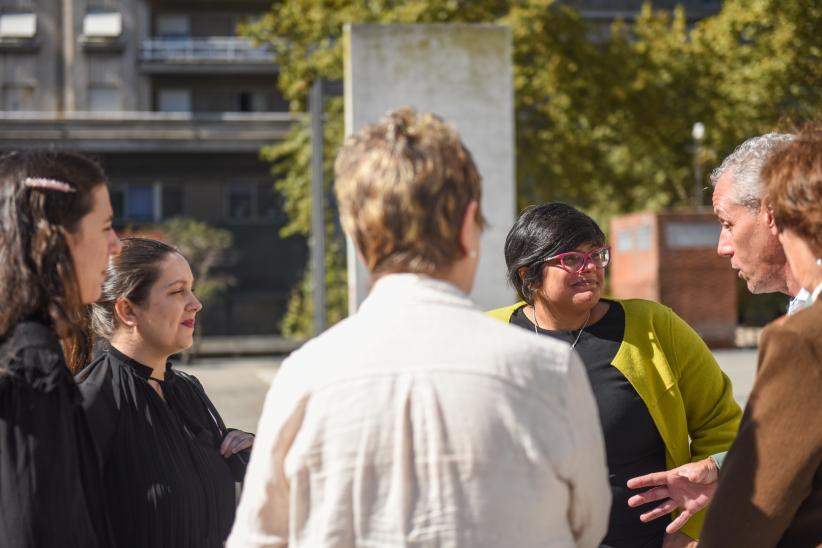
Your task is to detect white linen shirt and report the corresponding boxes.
[228,274,610,548]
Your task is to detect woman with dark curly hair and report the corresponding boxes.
[0,150,121,547]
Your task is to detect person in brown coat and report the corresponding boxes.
[699,128,822,547]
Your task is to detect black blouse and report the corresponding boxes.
[75,344,248,548]
[0,320,113,548]
[512,301,668,548]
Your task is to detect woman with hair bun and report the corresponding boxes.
[76,237,254,548]
[0,149,121,547]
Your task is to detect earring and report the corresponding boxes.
[817,258,822,268]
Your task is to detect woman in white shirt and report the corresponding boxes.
[228,108,611,548]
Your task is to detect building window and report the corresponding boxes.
[239,92,252,112]
[635,225,652,251]
[238,91,269,113]
[158,88,191,112]
[665,221,720,249]
[156,15,190,38]
[224,183,284,223]
[256,182,276,218]
[88,86,120,112]
[126,184,155,221]
[83,12,122,38]
[111,183,162,223]
[227,183,253,220]
[162,184,183,218]
[3,84,34,110]
[0,13,37,39]
[616,229,634,252]
[110,185,125,221]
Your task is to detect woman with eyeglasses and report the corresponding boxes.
[489,202,741,548]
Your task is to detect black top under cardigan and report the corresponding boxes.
[0,320,114,548]
[75,344,249,548]
[511,301,668,548]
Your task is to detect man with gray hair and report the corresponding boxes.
[624,133,803,540]
[711,132,805,310]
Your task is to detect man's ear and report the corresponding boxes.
[762,196,779,235]
[114,298,138,327]
[458,200,480,258]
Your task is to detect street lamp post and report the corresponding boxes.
[692,122,705,208]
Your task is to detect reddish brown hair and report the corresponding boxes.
[763,127,822,250]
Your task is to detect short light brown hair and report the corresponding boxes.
[763,127,822,250]
[334,107,486,275]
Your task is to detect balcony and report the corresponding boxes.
[140,37,277,74]
[0,111,300,153]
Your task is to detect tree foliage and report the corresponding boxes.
[241,0,822,337]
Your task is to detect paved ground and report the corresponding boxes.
[712,348,759,408]
[179,348,760,434]
[178,356,282,433]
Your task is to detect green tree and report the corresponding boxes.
[242,0,822,337]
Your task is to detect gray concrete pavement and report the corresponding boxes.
[178,356,282,433]
[713,348,758,408]
[179,348,760,435]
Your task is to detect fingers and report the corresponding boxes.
[627,486,670,507]
[665,510,692,534]
[640,499,679,523]
[232,435,254,453]
[627,471,670,489]
[675,462,706,483]
[221,431,254,458]
[219,433,234,456]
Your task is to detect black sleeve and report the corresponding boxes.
[184,373,253,481]
[75,357,120,465]
[0,352,104,548]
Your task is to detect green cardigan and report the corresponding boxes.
[488,299,741,540]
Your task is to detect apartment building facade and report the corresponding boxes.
[0,0,305,336]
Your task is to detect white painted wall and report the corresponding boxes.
[343,23,516,312]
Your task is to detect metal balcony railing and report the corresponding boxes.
[140,37,273,63]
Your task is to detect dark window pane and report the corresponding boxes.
[228,184,252,220]
[256,182,277,219]
[127,184,154,221]
[239,92,252,112]
[162,184,183,219]
[110,187,125,221]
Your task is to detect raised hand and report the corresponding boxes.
[626,458,718,534]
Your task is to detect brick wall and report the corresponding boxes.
[610,210,737,347]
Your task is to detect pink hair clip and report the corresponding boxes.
[23,177,77,193]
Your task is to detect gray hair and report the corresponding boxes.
[710,133,796,211]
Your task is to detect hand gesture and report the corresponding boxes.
[626,457,718,534]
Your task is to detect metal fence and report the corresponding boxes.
[140,37,273,63]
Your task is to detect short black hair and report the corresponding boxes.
[504,202,605,304]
